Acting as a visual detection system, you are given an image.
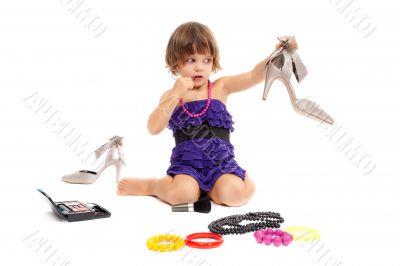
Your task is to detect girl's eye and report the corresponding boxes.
[185,58,212,64]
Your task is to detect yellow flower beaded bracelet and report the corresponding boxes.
[146,234,185,252]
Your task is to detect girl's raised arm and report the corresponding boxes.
[220,36,297,95]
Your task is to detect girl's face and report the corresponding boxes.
[176,53,213,88]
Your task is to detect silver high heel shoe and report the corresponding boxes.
[62,136,126,184]
[263,36,334,125]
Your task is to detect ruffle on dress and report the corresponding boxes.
[168,99,235,134]
[167,138,245,191]
[170,138,236,168]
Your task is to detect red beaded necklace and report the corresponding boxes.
[179,80,212,118]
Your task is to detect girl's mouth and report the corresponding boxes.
[192,75,203,80]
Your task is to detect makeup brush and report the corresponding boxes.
[171,197,211,213]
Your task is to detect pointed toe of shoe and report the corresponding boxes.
[62,170,98,184]
[324,116,334,125]
[295,99,334,125]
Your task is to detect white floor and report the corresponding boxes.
[1,1,400,265]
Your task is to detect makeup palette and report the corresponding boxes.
[37,189,111,222]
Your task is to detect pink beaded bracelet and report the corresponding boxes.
[253,229,293,247]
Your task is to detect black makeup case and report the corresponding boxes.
[37,189,111,222]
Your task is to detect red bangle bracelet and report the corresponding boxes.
[185,232,224,249]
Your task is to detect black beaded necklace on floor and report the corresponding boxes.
[208,212,284,235]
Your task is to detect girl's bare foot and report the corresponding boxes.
[117,177,155,196]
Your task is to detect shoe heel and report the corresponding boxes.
[115,160,123,183]
[263,65,280,100]
[262,75,272,100]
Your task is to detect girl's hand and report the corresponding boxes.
[275,36,298,50]
[172,77,194,97]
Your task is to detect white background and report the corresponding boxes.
[1,0,399,265]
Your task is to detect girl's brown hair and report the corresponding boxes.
[165,21,222,75]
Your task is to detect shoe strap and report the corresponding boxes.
[267,36,308,83]
[95,136,126,166]
[290,51,308,83]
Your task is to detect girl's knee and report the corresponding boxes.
[211,175,255,206]
[219,182,243,197]
[219,189,249,207]
[167,183,200,205]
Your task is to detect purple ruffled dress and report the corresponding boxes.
[166,99,246,192]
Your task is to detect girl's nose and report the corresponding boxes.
[194,62,204,71]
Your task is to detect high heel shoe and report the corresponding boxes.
[62,136,126,184]
[263,36,334,125]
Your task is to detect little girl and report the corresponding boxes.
[117,21,297,206]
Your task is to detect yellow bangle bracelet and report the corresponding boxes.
[284,226,320,241]
[146,234,185,252]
